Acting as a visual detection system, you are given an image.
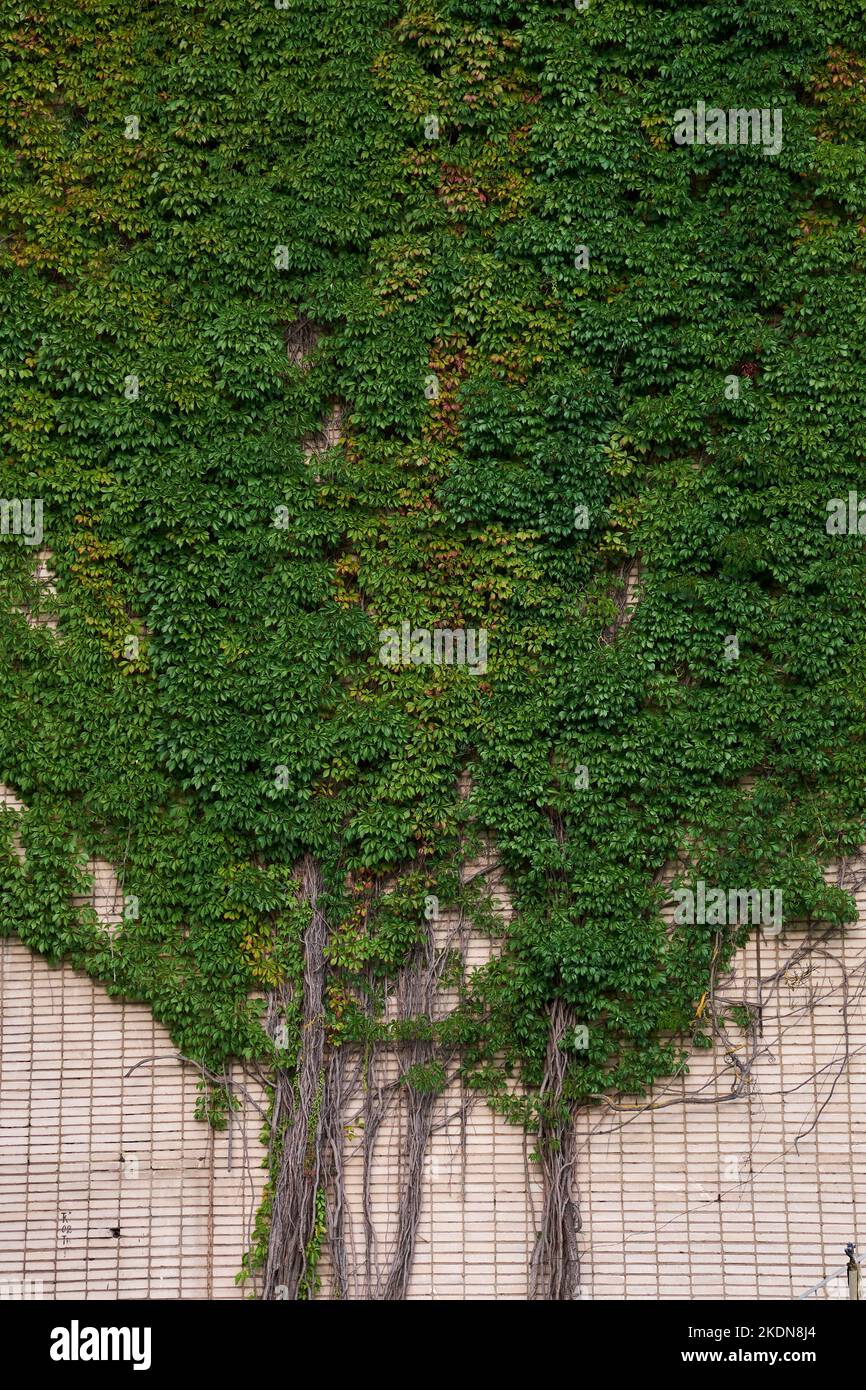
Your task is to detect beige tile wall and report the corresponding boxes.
[0,935,266,1301]
[575,912,866,1301]
[0,780,863,1300]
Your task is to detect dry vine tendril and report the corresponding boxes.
[2,1,866,1299]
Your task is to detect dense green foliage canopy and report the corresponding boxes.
[2,0,866,1140]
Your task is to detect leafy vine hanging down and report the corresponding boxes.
[2,0,866,1299]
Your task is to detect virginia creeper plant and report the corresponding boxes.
[2,0,866,1297]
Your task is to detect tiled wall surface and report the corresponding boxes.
[0,935,265,1301]
[1,776,863,1300]
[575,914,866,1301]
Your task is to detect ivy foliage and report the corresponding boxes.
[2,0,866,1127]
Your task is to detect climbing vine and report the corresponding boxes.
[2,0,866,1299]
